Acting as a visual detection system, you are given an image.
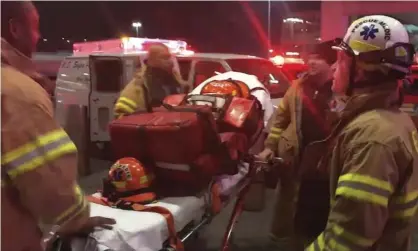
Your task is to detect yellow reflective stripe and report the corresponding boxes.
[54,185,88,226]
[270,127,283,134]
[338,173,393,193]
[140,175,149,184]
[336,187,388,206]
[393,190,418,204]
[2,129,77,179]
[119,97,137,109]
[267,127,283,139]
[391,191,418,218]
[328,238,350,251]
[267,134,280,139]
[115,103,135,114]
[8,142,77,179]
[307,232,325,251]
[332,224,374,247]
[2,129,67,166]
[392,207,418,218]
[336,173,392,206]
[278,100,285,110]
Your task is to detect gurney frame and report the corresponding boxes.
[159,156,282,251]
[47,156,281,251]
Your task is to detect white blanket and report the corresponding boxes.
[71,163,249,251]
[189,71,274,126]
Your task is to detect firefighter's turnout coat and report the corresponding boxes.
[1,38,89,251]
[307,83,418,251]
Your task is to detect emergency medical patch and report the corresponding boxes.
[351,18,391,41]
[360,24,379,40]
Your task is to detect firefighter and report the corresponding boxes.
[305,15,418,250]
[0,2,55,99]
[114,43,188,118]
[1,2,115,251]
[258,40,337,250]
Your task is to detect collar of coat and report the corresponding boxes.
[1,38,55,96]
[339,82,399,121]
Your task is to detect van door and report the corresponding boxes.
[89,55,124,142]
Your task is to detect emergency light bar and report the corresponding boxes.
[72,37,194,56]
[270,55,305,66]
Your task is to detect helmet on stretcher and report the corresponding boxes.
[201,79,252,98]
[104,157,156,204]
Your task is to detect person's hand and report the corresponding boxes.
[256,148,275,161]
[76,216,116,236]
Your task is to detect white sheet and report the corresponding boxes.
[71,163,249,251]
[189,71,274,126]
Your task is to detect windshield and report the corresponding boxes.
[225,58,291,95]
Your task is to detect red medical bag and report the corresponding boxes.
[109,105,246,192]
[220,96,264,145]
[186,94,265,147]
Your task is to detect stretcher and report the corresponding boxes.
[50,74,278,251]
[51,156,281,251]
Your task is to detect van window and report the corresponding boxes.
[91,57,124,92]
[193,61,225,87]
[178,59,192,81]
[225,58,291,98]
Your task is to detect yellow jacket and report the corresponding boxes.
[114,66,186,118]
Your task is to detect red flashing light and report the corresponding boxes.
[72,37,189,56]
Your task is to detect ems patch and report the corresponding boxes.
[360,24,379,40]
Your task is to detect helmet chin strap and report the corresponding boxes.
[345,56,357,97]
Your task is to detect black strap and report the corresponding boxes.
[141,79,153,113]
[114,199,155,209]
[225,78,247,97]
[250,87,268,93]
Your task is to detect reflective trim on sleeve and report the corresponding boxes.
[306,232,325,251]
[306,225,374,251]
[392,191,418,218]
[267,127,283,139]
[2,129,77,179]
[119,97,137,109]
[54,185,88,226]
[336,173,393,206]
[330,224,374,249]
[115,103,135,114]
[115,97,137,114]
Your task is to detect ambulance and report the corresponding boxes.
[54,37,190,159]
[55,37,291,160]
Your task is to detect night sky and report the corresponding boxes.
[34,1,320,56]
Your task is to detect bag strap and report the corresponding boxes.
[250,86,268,94]
[87,195,184,251]
[141,78,153,113]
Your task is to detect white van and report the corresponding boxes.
[55,37,291,160]
[55,37,191,160]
